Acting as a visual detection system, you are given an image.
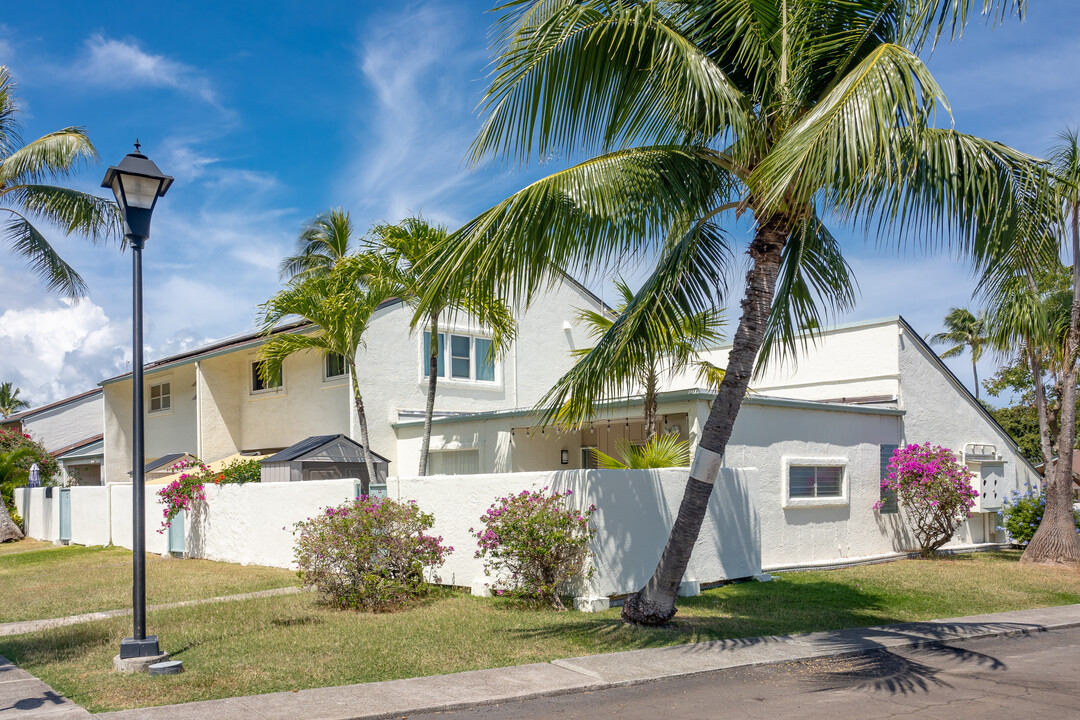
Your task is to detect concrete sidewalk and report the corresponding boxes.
[5,604,1079,719]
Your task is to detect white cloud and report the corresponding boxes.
[0,298,129,405]
[72,34,219,106]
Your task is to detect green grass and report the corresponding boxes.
[0,543,297,623]
[1,550,1078,713]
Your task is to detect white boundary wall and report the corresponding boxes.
[16,468,761,598]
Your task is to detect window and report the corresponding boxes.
[422,332,496,383]
[879,444,899,514]
[252,361,282,393]
[325,353,347,380]
[427,449,480,475]
[581,447,598,469]
[783,458,848,507]
[149,381,171,412]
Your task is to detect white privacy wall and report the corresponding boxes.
[387,468,761,598]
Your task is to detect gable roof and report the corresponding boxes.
[1,388,102,425]
[263,434,391,464]
[51,434,104,460]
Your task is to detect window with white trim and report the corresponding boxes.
[251,361,282,393]
[422,332,496,383]
[325,352,347,380]
[149,381,171,412]
[788,465,843,498]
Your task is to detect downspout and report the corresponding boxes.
[195,361,203,460]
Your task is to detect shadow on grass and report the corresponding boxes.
[0,622,115,665]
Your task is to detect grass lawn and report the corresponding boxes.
[0,542,297,623]
[1,550,1078,713]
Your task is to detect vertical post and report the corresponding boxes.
[119,236,159,659]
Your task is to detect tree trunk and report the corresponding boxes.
[643,369,658,443]
[621,216,790,625]
[419,313,440,476]
[1022,200,1080,567]
[1027,345,1055,471]
[0,496,23,543]
[350,364,376,497]
[972,359,979,400]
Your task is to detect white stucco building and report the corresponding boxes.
[1,388,104,485]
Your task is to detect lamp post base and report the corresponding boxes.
[119,635,161,659]
[114,652,170,674]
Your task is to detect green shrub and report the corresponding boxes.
[473,488,595,610]
[293,497,451,611]
[0,430,56,523]
[216,457,262,485]
[999,488,1080,545]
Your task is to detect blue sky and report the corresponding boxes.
[0,1,1078,407]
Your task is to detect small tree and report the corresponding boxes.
[875,443,979,557]
[293,497,451,611]
[0,382,29,418]
[473,488,595,609]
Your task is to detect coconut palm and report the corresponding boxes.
[0,67,119,299]
[366,216,515,475]
[278,208,358,282]
[0,382,29,419]
[258,255,391,494]
[930,308,989,399]
[421,0,1046,623]
[540,279,724,442]
[1019,126,1080,566]
[593,433,691,469]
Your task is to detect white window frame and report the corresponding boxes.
[420,330,499,386]
[782,456,849,508]
[148,379,172,414]
[324,352,348,382]
[251,360,284,395]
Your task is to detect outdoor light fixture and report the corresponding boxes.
[102,142,173,665]
[561,449,569,465]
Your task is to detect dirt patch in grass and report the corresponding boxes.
[2,550,1077,712]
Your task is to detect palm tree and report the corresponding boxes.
[0,67,119,299]
[366,217,515,476]
[930,308,989,399]
[1019,127,1080,566]
[540,279,724,442]
[0,447,32,543]
[594,433,690,469]
[421,0,1045,623]
[258,255,391,494]
[0,382,29,419]
[279,208,358,282]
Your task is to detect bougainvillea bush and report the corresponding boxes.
[875,443,979,557]
[157,459,210,532]
[293,497,451,612]
[999,488,1080,545]
[473,488,595,610]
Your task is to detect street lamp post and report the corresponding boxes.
[102,142,173,662]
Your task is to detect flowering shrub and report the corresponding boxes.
[999,488,1080,545]
[218,457,262,485]
[293,497,451,611]
[0,429,58,484]
[874,443,979,557]
[157,459,209,532]
[473,488,595,610]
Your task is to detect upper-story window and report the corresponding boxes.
[325,352,347,380]
[149,381,171,412]
[251,360,282,393]
[423,332,495,383]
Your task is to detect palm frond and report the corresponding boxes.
[0,128,99,186]
[3,185,121,244]
[3,214,87,299]
[593,433,690,469]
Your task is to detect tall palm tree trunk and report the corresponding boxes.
[622,217,790,625]
[971,359,979,400]
[419,314,440,476]
[1022,201,1080,566]
[1026,345,1055,469]
[644,370,658,443]
[0,499,22,543]
[350,365,377,497]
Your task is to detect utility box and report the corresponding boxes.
[977,462,1005,511]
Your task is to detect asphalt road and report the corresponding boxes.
[414,626,1080,719]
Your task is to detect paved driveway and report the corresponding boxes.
[418,626,1080,719]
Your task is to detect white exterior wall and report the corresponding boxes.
[388,468,760,597]
[185,479,356,568]
[68,486,110,546]
[19,392,103,453]
[15,487,59,542]
[109,484,169,555]
[359,285,599,469]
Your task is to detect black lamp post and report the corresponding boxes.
[102,142,173,661]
